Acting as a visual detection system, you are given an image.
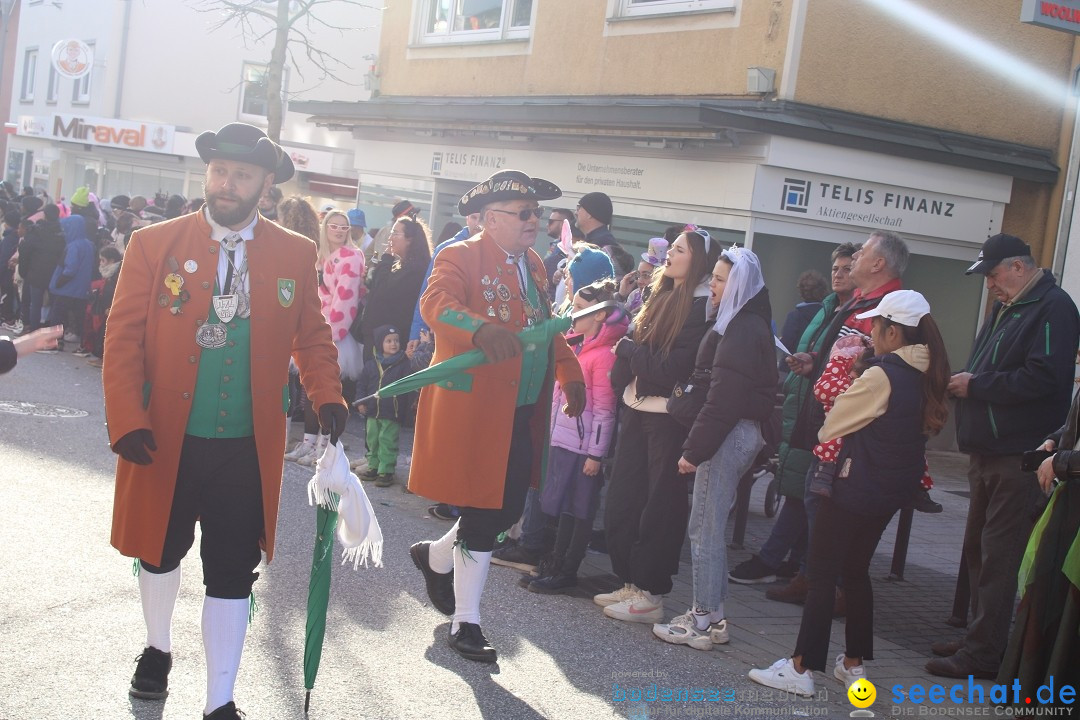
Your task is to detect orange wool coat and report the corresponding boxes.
[407,230,583,509]
[103,211,345,565]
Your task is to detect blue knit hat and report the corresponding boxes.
[569,246,615,290]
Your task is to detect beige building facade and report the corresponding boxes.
[300,0,1078,396]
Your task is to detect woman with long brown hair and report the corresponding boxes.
[749,289,949,696]
[598,226,720,623]
[359,216,432,365]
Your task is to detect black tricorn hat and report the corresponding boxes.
[195,122,294,183]
[458,170,561,216]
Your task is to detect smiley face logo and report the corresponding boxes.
[848,678,877,708]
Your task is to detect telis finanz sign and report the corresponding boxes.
[753,167,999,242]
[1021,0,1080,34]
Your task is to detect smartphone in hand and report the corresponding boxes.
[1021,449,1053,472]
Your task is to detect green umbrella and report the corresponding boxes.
[303,493,339,712]
[354,315,573,404]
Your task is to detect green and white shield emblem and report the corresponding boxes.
[278,278,295,307]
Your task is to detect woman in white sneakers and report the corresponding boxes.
[748,290,949,696]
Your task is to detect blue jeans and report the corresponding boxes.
[688,420,764,613]
[758,494,807,570]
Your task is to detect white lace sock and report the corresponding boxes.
[202,596,249,715]
[451,547,491,634]
[428,521,459,574]
[139,564,181,653]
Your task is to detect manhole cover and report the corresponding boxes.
[0,401,89,418]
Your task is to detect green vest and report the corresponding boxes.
[186,292,254,439]
[516,271,549,407]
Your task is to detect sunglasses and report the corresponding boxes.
[491,207,545,221]
[684,224,712,254]
[326,223,351,231]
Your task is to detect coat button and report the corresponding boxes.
[225,358,233,365]
[446,381,454,388]
[202,281,210,289]
[223,375,231,382]
[221,392,228,399]
[209,246,218,254]
[228,341,236,347]
[182,392,191,399]
[220,411,227,417]
[217,426,224,433]
[189,355,196,363]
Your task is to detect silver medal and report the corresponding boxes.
[196,323,228,349]
[236,290,251,319]
[213,295,238,323]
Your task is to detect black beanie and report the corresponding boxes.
[579,192,613,226]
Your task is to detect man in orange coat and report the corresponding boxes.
[103,122,347,720]
[408,170,586,663]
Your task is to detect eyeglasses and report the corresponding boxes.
[684,224,712,253]
[491,207,545,221]
[326,223,350,231]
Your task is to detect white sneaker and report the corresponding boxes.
[284,439,315,461]
[833,653,866,689]
[62,332,80,344]
[593,584,637,608]
[603,590,663,624]
[709,618,730,644]
[748,658,816,697]
[296,436,328,466]
[652,613,714,651]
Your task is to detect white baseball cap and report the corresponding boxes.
[855,289,930,327]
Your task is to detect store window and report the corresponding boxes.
[613,0,735,18]
[46,66,59,104]
[238,62,287,121]
[20,48,37,102]
[419,0,533,44]
[103,162,186,200]
[71,42,93,104]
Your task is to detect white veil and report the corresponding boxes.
[712,246,765,335]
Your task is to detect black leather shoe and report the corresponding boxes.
[129,646,172,699]
[925,654,996,679]
[527,573,579,595]
[204,701,246,719]
[410,541,455,615]
[448,622,497,663]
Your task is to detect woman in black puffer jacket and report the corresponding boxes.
[598,227,719,623]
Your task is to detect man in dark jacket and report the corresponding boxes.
[927,233,1080,680]
[17,206,65,332]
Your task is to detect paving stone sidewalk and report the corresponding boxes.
[314,418,1002,717]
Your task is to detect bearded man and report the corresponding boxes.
[103,122,347,719]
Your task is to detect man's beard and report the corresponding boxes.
[205,186,261,227]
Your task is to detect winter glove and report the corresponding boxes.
[113,429,157,465]
[473,323,522,364]
[318,403,348,445]
[562,381,586,418]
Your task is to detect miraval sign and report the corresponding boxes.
[17,114,176,154]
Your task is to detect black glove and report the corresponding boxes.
[112,429,157,465]
[318,403,348,445]
[614,336,637,360]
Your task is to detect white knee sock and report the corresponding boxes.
[139,564,182,653]
[428,521,459,574]
[451,546,491,634]
[202,596,249,715]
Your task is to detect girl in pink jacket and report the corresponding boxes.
[528,279,629,595]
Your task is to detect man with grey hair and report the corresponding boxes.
[927,233,1079,679]
[750,231,911,609]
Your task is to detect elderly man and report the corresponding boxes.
[927,233,1079,679]
[408,169,585,663]
[103,122,347,719]
[731,235,908,607]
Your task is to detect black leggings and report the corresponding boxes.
[140,435,264,599]
[456,404,535,553]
